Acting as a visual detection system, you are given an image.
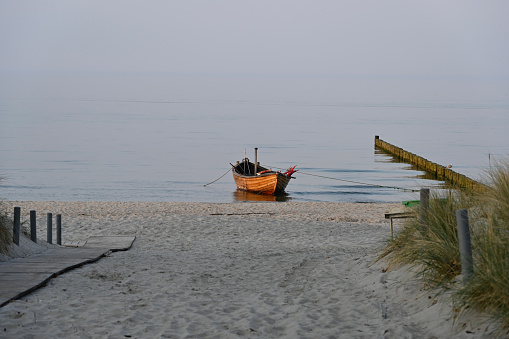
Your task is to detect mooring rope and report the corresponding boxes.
[204,164,420,192]
[261,164,420,192]
[203,168,232,187]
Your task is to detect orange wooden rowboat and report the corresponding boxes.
[231,148,295,195]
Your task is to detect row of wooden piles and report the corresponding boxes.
[374,136,485,191]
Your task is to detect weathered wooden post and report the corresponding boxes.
[456,209,473,282]
[30,210,37,243]
[420,188,430,232]
[13,207,21,246]
[47,213,53,244]
[56,214,62,245]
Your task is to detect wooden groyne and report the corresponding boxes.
[374,136,485,190]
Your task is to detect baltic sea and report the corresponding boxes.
[1,73,508,203]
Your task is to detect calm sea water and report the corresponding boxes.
[1,74,508,203]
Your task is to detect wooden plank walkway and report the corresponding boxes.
[0,236,135,307]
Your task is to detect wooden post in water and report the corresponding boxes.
[47,213,53,244]
[30,210,37,243]
[56,214,62,245]
[254,148,258,175]
[13,207,21,246]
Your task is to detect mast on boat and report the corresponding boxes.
[254,148,258,175]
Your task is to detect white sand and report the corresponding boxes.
[0,201,497,338]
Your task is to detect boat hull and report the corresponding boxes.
[232,171,291,195]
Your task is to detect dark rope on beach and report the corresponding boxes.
[261,164,420,192]
[204,168,232,187]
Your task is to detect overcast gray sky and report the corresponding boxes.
[1,0,508,78]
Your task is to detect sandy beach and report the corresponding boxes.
[0,201,497,338]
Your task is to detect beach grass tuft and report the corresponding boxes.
[378,158,509,332]
[377,191,470,287]
[0,177,13,255]
[0,209,12,255]
[454,159,509,332]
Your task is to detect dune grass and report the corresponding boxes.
[378,159,509,332]
[455,159,509,331]
[378,190,472,287]
[0,208,12,255]
[0,177,12,255]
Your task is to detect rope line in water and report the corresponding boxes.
[204,164,420,192]
[261,164,420,192]
[203,168,232,187]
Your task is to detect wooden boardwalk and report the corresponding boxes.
[0,236,135,307]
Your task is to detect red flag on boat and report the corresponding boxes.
[284,165,298,177]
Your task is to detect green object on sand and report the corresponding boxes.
[402,200,420,207]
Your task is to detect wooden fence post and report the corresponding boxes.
[30,210,37,243]
[456,209,474,282]
[47,213,53,244]
[420,188,430,232]
[13,207,21,246]
[56,214,62,245]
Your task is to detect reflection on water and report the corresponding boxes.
[375,149,450,189]
[233,190,291,202]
